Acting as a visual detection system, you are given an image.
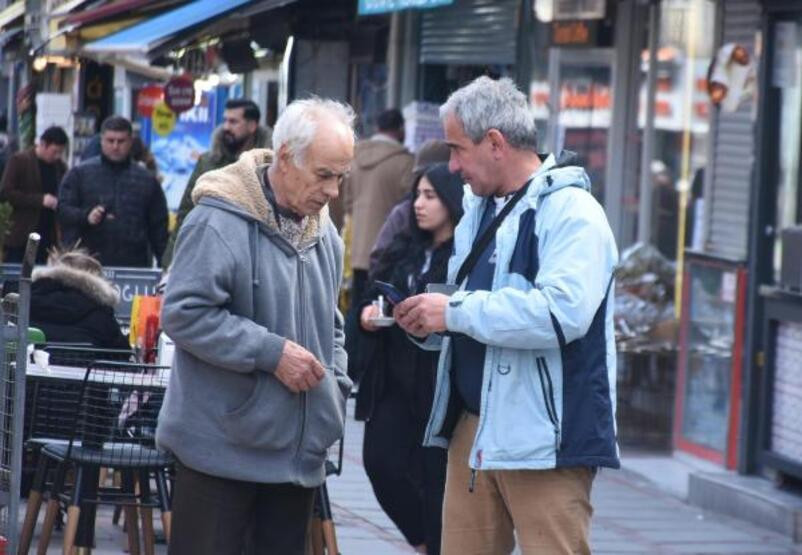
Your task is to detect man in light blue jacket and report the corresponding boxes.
[396,76,619,555]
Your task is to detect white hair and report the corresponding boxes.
[272,97,356,165]
[439,76,538,152]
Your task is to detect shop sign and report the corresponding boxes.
[551,20,597,47]
[551,0,605,21]
[136,85,163,118]
[164,76,195,114]
[142,91,217,212]
[358,0,452,15]
[152,101,176,137]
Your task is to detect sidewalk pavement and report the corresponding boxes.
[23,400,802,554]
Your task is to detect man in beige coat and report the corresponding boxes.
[342,108,414,378]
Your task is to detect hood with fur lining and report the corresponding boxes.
[191,148,328,248]
[32,264,119,308]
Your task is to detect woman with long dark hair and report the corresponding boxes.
[356,162,464,554]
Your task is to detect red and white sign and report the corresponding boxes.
[164,76,195,114]
[136,85,163,118]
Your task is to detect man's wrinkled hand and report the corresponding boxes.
[394,293,448,337]
[275,340,325,393]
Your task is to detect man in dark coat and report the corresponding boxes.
[58,116,168,268]
[161,99,272,267]
[0,126,68,263]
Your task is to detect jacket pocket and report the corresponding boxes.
[303,369,350,456]
[536,357,561,453]
[220,372,299,450]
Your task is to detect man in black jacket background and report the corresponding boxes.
[58,116,168,267]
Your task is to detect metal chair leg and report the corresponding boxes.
[62,466,84,555]
[122,471,141,555]
[138,470,156,555]
[37,462,67,555]
[316,483,339,555]
[154,467,172,545]
[18,455,49,554]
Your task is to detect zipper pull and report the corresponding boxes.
[554,427,561,453]
[469,469,477,493]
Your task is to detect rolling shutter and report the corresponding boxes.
[706,0,761,260]
[419,0,520,66]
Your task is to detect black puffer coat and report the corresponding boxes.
[29,264,130,349]
[58,155,168,267]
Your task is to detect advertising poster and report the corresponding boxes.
[140,91,217,212]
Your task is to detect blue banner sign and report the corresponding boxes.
[358,0,452,15]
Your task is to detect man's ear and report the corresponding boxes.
[247,120,258,134]
[486,129,506,158]
[276,145,292,172]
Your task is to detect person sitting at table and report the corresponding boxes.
[29,247,130,350]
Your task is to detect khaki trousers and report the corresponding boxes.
[442,413,594,555]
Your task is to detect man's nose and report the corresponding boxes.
[448,156,460,173]
[324,182,339,200]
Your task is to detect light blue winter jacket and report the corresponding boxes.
[422,151,620,471]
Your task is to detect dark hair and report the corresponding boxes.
[225,99,261,122]
[377,108,404,132]
[100,116,133,135]
[40,126,69,146]
[370,164,464,297]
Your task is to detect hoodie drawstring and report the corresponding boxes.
[250,221,260,288]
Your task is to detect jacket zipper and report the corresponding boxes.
[537,357,561,453]
[292,253,310,477]
[469,351,496,493]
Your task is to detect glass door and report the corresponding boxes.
[547,48,614,206]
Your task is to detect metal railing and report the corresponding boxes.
[0,233,39,551]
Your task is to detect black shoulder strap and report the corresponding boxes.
[455,179,533,286]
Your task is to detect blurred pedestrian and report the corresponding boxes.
[58,116,168,268]
[157,97,354,555]
[395,76,619,555]
[29,247,128,349]
[357,163,464,555]
[131,135,160,180]
[368,139,451,278]
[342,108,414,378]
[0,125,68,263]
[162,98,272,267]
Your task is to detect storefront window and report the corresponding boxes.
[773,20,802,281]
[641,0,716,261]
[680,262,738,452]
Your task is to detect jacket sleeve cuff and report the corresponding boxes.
[257,335,286,373]
[445,290,472,333]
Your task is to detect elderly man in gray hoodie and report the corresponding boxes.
[157,97,355,555]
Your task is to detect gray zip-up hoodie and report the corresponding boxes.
[156,148,351,487]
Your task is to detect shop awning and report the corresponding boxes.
[0,25,21,46]
[66,0,173,28]
[0,1,23,30]
[83,0,274,56]
[51,0,95,17]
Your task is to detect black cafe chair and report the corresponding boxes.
[21,345,136,492]
[19,360,173,555]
